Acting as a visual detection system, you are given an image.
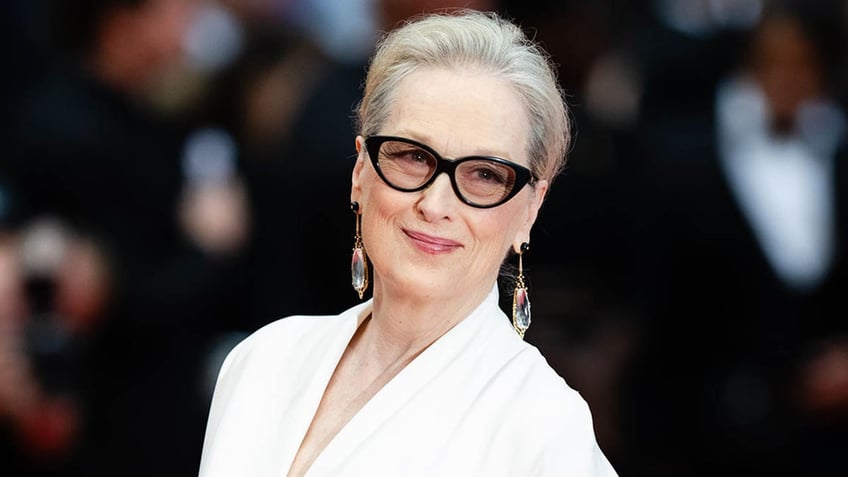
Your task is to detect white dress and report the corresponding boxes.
[199,286,617,476]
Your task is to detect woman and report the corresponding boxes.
[199,10,616,476]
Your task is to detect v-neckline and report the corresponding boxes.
[282,303,373,476]
[294,290,498,476]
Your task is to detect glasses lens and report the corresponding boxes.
[456,159,518,206]
[376,140,437,189]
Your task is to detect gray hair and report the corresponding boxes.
[357,10,571,184]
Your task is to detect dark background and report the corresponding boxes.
[1,0,846,475]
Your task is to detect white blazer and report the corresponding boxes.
[199,286,617,476]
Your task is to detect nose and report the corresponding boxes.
[415,173,457,222]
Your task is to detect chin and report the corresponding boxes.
[378,266,460,299]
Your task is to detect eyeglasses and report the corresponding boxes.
[365,136,535,209]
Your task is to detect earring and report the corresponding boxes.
[351,202,369,299]
[512,242,531,339]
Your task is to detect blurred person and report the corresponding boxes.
[204,30,336,328]
[6,0,250,475]
[0,221,107,476]
[200,10,616,476]
[622,1,848,475]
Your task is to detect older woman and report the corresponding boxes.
[199,10,616,477]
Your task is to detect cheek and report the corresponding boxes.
[467,208,522,259]
[359,169,392,217]
[359,175,403,247]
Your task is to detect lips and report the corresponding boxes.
[403,229,462,254]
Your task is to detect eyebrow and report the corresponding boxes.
[387,129,436,148]
[384,130,514,162]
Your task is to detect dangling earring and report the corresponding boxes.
[351,201,368,299]
[512,242,531,339]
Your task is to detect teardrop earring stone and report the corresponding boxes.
[513,287,531,336]
[352,247,367,299]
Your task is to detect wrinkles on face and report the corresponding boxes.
[351,67,541,304]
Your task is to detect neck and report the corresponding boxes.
[359,277,493,364]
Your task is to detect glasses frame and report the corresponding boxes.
[364,135,535,209]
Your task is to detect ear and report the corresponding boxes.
[512,179,548,254]
[351,136,367,205]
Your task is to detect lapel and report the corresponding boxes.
[304,287,503,476]
[275,302,373,474]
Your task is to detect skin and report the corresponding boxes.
[749,13,824,134]
[352,66,548,342]
[287,66,549,476]
[91,0,199,93]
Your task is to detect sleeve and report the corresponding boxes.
[198,335,253,476]
[530,389,618,477]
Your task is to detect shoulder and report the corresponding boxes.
[238,314,336,351]
[500,342,591,422]
[218,306,360,375]
[469,312,595,428]
[215,300,367,379]
[478,327,617,475]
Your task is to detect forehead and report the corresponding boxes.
[384,67,530,164]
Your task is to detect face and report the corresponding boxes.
[137,0,199,66]
[751,14,824,127]
[351,67,548,303]
[108,0,198,88]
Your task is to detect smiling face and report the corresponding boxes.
[351,67,548,304]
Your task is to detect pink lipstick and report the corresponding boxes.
[403,229,462,254]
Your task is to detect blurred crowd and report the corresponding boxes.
[1,0,846,476]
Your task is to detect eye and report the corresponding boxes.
[384,146,430,164]
[382,143,436,168]
[408,149,429,163]
[470,165,508,184]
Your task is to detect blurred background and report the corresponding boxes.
[1,0,846,475]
